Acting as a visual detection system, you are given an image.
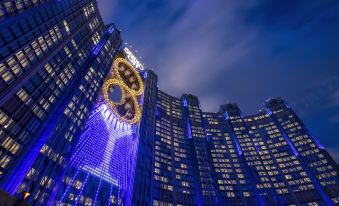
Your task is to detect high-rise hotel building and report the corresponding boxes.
[0,0,338,206]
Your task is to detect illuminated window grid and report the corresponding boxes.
[0,0,97,85]
[229,115,285,197]
[1,28,94,122]
[88,17,101,32]
[83,2,95,18]
[209,123,251,199]
[19,69,108,202]
[188,120,215,203]
[272,111,336,184]
[156,92,197,204]
[0,28,91,128]
[0,2,119,205]
[0,65,71,173]
[211,139,237,190]
[1,25,62,84]
[275,112,338,186]
[11,31,115,204]
[229,117,257,158]
[248,115,316,194]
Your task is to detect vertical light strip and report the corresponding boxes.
[57,169,80,205]
[70,103,134,188]
[74,173,90,206]
[93,179,102,206]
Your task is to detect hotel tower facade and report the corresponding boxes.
[0,0,338,205]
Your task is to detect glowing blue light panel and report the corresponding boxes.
[70,102,137,190]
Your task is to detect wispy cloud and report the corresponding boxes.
[100,0,339,112]
[101,0,263,110]
[330,114,339,124]
[329,90,339,108]
[98,0,339,148]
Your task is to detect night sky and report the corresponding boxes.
[97,0,339,162]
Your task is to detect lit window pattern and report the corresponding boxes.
[92,32,101,45]
[0,25,63,84]
[219,100,339,205]
[265,99,338,204]
[63,20,70,34]
[0,21,105,182]
[89,17,100,32]
[0,0,48,17]
[245,114,314,195]
[83,3,95,17]
[0,5,121,205]
[204,112,255,202]
[153,91,197,205]
[182,95,216,205]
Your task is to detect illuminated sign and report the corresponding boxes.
[103,58,144,124]
[60,56,143,205]
[124,47,144,71]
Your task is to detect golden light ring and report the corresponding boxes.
[103,78,126,106]
[116,95,141,124]
[113,58,144,96]
[103,78,142,124]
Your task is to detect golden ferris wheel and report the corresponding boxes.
[102,58,144,124]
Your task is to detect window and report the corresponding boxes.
[2,136,21,155]
[2,70,12,82]
[0,154,11,169]
[91,32,100,45]
[63,20,70,34]
[64,46,71,57]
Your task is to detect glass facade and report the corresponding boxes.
[0,1,338,206]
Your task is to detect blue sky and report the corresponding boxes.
[98,0,339,162]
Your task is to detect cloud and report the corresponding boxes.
[330,114,339,124]
[329,90,339,108]
[244,0,339,30]
[97,0,339,148]
[100,0,264,110]
[98,0,339,113]
[96,0,118,22]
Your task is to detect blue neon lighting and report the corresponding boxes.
[224,112,230,120]
[74,173,89,206]
[93,40,105,55]
[108,25,115,34]
[92,26,115,56]
[183,98,188,107]
[186,118,192,139]
[58,169,80,205]
[70,103,136,189]
[234,137,243,155]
